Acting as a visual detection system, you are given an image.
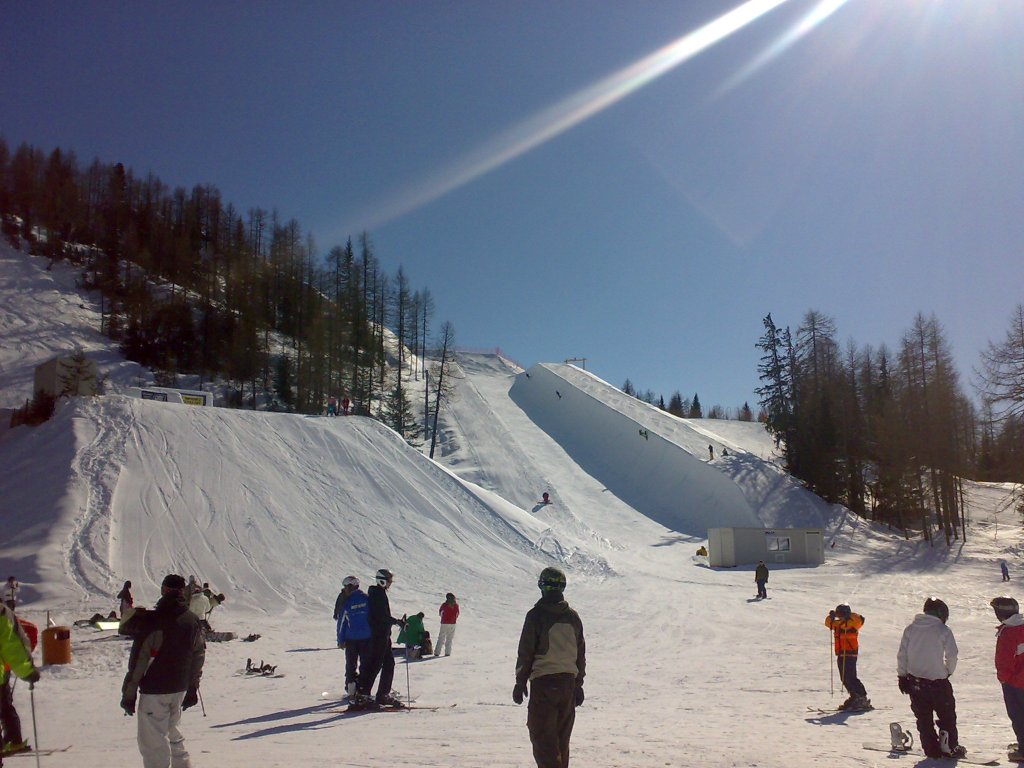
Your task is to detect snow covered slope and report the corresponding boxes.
[1,243,1022,768]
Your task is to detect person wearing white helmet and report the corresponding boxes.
[992,596,1024,762]
[354,569,405,709]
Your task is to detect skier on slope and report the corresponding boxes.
[991,596,1024,762]
[896,597,966,758]
[335,576,371,699]
[825,603,871,710]
[353,568,404,709]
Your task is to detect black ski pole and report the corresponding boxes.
[198,688,207,717]
[30,681,41,768]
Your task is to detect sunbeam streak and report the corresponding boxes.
[716,0,851,96]
[333,0,792,238]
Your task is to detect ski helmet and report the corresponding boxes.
[835,603,852,619]
[537,567,567,594]
[991,595,1019,621]
[375,568,394,587]
[923,597,949,624]
[342,575,359,589]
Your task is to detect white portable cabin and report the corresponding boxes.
[707,527,825,567]
[126,387,213,406]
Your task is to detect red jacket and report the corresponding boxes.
[995,618,1024,688]
[439,601,459,625]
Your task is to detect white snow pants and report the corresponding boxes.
[137,691,192,768]
[436,623,456,656]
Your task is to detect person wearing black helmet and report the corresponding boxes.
[825,603,870,710]
[991,596,1024,761]
[354,568,405,709]
[896,598,965,758]
[513,566,586,768]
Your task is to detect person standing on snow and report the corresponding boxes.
[0,604,40,758]
[117,581,134,618]
[2,579,17,613]
[991,596,1024,761]
[1002,561,1011,582]
[436,592,460,656]
[754,561,769,599]
[825,603,870,710]
[355,568,404,709]
[335,576,371,698]
[120,574,205,768]
[513,567,586,768]
[897,598,965,758]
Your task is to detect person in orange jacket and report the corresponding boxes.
[825,603,871,710]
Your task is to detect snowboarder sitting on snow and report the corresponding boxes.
[336,576,371,698]
[897,598,965,758]
[397,612,426,659]
[825,603,870,710]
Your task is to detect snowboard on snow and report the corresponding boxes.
[862,744,1000,765]
[808,704,880,714]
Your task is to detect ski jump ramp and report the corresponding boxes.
[510,363,760,536]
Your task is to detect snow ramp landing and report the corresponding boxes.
[510,364,759,535]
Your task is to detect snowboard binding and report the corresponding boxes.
[889,722,914,753]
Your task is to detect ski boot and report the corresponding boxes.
[377,693,405,709]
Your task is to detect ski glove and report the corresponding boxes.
[25,669,40,685]
[574,686,584,707]
[121,693,137,716]
[512,682,528,705]
[897,675,912,695]
[828,610,836,620]
[182,687,199,711]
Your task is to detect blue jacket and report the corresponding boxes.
[337,589,371,644]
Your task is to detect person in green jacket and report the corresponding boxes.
[513,567,586,768]
[397,612,426,657]
[1,604,40,760]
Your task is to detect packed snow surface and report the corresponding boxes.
[1,244,1021,767]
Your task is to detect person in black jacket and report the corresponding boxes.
[514,566,586,768]
[354,568,404,709]
[121,574,205,768]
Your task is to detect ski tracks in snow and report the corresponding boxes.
[64,398,133,599]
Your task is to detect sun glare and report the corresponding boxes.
[715,0,852,97]
[332,0,793,239]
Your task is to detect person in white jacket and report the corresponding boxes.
[896,597,965,759]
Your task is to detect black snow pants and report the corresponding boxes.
[0,676,23,746]
[344,638,371,689]
[908,676,958,756]
[527,673,577,768]
[837,653,867,698]
[359,633,395,701]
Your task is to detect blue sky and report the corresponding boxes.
[2,1,1022,411]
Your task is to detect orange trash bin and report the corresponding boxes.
[41,625,72,665]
